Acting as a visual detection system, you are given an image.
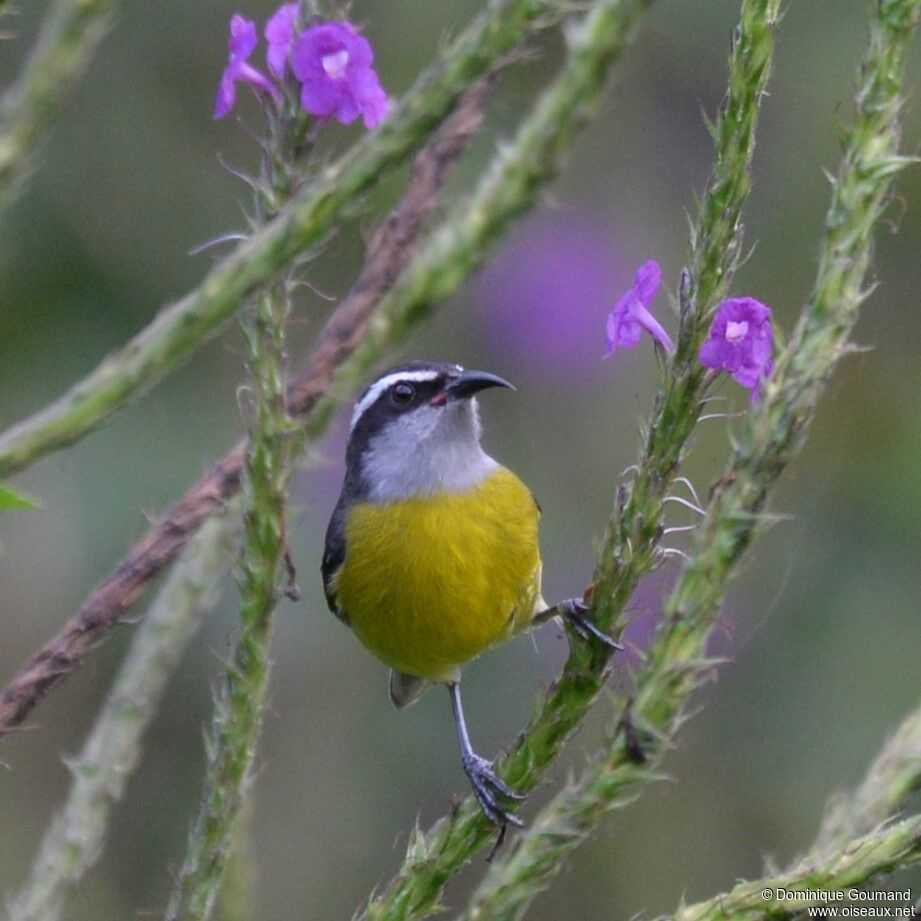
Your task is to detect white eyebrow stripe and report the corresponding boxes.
[349,369,446,431]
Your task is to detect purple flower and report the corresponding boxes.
[699,296,773,400]
[291,21,388,129]
[605,260,675,356]
[214,14,281,119]
[265,3,298,78]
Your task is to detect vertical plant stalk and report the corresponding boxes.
[164,283,295,921]
[358,4,777,919]
[0,0,116,205]
[465,0,921,914]
[0,0,573,480]
[814,697,921,854]
[7,514,233,921]
[216,800,258,921]
[673,815,921,921]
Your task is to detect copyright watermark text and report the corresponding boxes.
[760,889,916,917]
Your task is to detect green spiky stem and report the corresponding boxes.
[0,0,116,206]
[6,514,232,921]
[815,697,921,855]
[216,798,258,921]
[498,0,777,790]
[674,815,921,921]
[465,2,920,917]
[164,281,295,921]
[164,296,292,921]
[0,0,571,480]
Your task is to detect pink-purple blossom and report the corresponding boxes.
[215,9,387,129]
[291,21,388,129]
[214,15,280,119]
[699,296,773,400]
[605,260,676,356]
[265,3,298,78]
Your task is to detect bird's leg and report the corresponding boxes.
[448,682,524,828]
[534,598,623,651]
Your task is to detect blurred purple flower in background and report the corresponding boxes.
[292,21,388,128]
[265,3,298,78]
[214,15,281,119]
[618,571,735,666]
[699,296,773,400]
[605,259,675,356]
[474,216,631,380]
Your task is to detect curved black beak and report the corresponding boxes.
[445,369,515,401]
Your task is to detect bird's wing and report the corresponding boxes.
[531,491,542,516]
[321,501,349,625]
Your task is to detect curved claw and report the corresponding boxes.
[562,598,624,651]
[463,754,526,827]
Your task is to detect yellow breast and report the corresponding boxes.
[334,466,542,681]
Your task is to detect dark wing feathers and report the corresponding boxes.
[321,500,349,624]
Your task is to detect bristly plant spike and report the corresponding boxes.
[164,286,294,921]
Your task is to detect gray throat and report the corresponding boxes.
[359,401,498,503]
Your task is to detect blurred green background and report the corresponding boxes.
[2,1,921,918]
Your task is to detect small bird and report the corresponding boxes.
[322,361,619,825]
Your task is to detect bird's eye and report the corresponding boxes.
[390,382,416,405]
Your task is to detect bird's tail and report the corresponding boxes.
[389,669,431,709]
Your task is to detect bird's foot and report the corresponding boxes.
[561,598,623,651]
[462,753,525,828]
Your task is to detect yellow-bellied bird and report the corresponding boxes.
[322,361,620,825]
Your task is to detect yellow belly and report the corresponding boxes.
[335,467,542,680]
